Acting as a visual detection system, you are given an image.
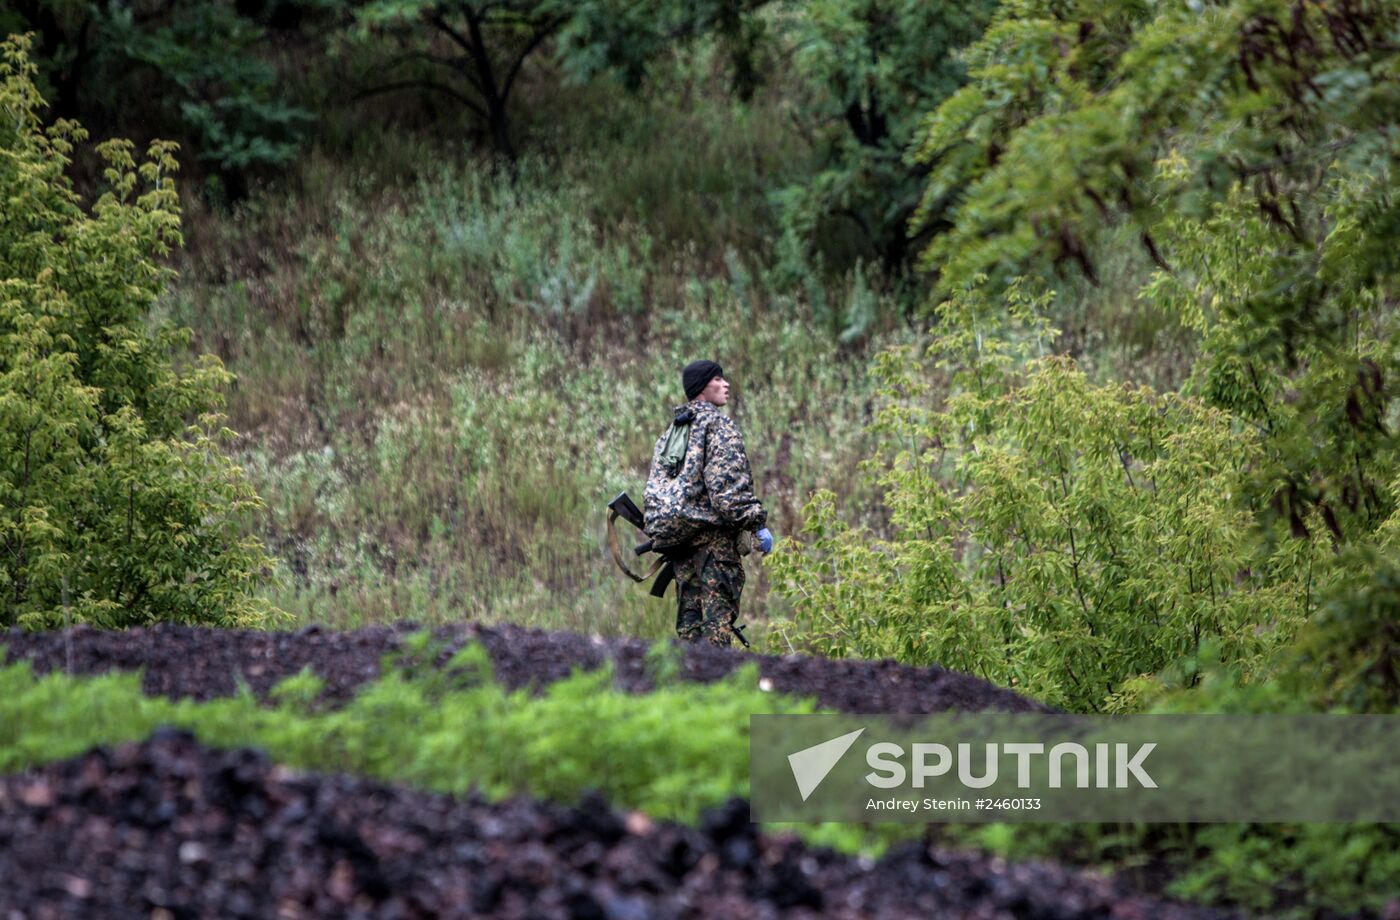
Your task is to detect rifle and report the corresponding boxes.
[606,492,672,597]
[606,492,752,644]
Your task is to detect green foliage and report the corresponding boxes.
[770,0,997,273]
[105,2,312,175]
[5,1,312,181]
[554,0,776,97]
[642,635,685,687]
[965,613,1400,918]
[1281,546,1400,713]
[341,0,577,160]
[912,0,1398,289]
[775,0,1400,716]
[911,0,1400,548]
[772,283,1323,711]
[953,593,1400,918]
[0,37,275,628]
[1161,823,1400,916]
[956,819,1400,920]
[0,638,817,823]
[543,75,804,260]
[556,0,995,274]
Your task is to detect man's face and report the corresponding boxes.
[699,374,730,406]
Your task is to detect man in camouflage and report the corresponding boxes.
[645,360,774,647]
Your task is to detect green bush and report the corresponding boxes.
[0,37,275,628]
[954,818,1400,920]
[1288,547,1400,713]
[959,598,1400,920]
[771,282,1322,712]
[4,3,312,186]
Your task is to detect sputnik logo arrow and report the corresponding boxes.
[788,728,865,801]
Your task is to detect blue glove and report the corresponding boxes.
[756,528,774,554]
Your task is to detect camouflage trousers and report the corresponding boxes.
[674,546,746,648]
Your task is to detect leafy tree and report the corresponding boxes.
[771,0,996,273]
[0,36,275,629]
[1286,545,1400,712]
[553,0,776,96]
[1,0,96,119]
[2,2,312,187]
[556,0,997,274]
[344,0,782,161]
[909,0,1400,543]
[346,0,572,160]
[775,0,1400,712]
[103,2,312,190]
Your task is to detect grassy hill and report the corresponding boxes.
[158,75,902,638]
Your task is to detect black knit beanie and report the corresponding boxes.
[682,360,723,401]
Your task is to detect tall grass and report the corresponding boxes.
[161,86,908,636]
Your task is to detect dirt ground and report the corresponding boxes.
[0,730,1237,919]
[3,622,1052,714]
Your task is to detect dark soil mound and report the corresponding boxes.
[0,731,1232,919]
[4,622,1052,714]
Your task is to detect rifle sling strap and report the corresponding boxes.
[607,509,666,584]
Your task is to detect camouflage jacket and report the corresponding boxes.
[643,398,767,550]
